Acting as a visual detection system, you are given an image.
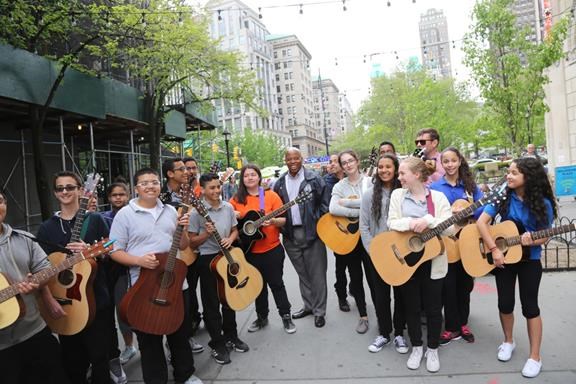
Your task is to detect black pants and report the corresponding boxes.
[494,260,542,319]
[0,327,69,384]
[336,239,369,317]
[134,289,195,384]
[59,306,114,384]
[364,253,406,337]
[247,244,291,319]
[442,260,474,331]
[197,253,238,349]
[333,251,350,301]
[186,261,202,335]
[401,261,444,349]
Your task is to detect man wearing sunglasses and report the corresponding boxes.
[415,128,444,184]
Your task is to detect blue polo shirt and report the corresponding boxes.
[430,177,484,219]
[483,191,554,260]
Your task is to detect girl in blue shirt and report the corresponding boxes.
[430,147,482,346]
[476,157,557,379]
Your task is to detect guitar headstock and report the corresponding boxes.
[179,181,193,205]
[209,161,222,175]
[82,238,115,258]
[82,172,101,198]
[368,146,378,168]
[189,194,208,217]
[411,148,426,160]
[295,190,313,204]
[483,176,508,205]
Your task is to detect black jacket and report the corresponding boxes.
[274,168,329,243]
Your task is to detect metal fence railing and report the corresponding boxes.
[542,216,575,272]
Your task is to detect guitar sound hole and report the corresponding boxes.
[495,238,507,253]
[408,236,424,252]
[228,262,240,276]
[243,222,256,236]
[57,269,75,286]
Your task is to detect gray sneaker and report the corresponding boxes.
[109,357,127,384]
[356,318,369,334]
[282,314,296,334]
[248,317,269,332]
[119,345,137,364]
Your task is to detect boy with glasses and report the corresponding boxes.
[36,171,123,384]
[414,128,444,183]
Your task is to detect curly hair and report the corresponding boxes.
[441,147,477,195]
[499,158,558,227]
[371,154,402,222]
[233,164,262,205]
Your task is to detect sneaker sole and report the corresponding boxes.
[395,347,409,354]
[439,335,462,346]
[368,346,383,353]
[192,348,205,354]
[284,328,297,334]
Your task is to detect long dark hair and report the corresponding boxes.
[441,146,476,195]
[499,157,558,227]
[372,154,401,222]
[234,164,262,205]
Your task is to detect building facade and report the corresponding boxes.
[206,0,291,147]
[312,78,348,146]
[418,8,452,79]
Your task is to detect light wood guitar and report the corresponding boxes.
[37,173,101,335]
[238,190,312,253]
[1,240,114,331]
[369,180,507,286]
[317,209,361,255]
[189,195,263,311]
[459,221,576,277]
[119,183,195,335]
[444,199,476,263]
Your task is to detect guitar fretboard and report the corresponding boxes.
[505,223,575,246]
[69,197,89,243]
[254,199,298,227]
[197,201,235,265]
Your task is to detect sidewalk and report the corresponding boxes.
[122,250,576,384]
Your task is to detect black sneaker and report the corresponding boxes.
[248,317,268,333]
[282,314,296,334]
[226,337,249,353]
[211,347,231,365]
[338,299,351,312]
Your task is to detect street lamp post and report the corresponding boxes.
[222,128,231,168]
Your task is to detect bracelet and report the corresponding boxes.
[489,245,498,252]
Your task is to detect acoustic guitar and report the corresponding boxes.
[317,212,361,254]
[364,146,377,177]
[459,221,575,277]
[37,172,101,335]
[189,195,263,311]
[0,240,114,330]
[369,181,507,286]
[445,199,478,263]
[119,184,194,335]
[237,190,312,253]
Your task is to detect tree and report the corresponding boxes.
[463,0,569,155]
[337,67,479,156]
[232,129,285,168]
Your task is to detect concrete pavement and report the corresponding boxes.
[121,248,576,384]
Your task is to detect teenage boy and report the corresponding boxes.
[188,173,249,365]
[109,167,202,384]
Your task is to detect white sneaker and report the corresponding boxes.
[394,335,409,354]
[522,358,542,378]
[183,374,204,384]
[407,346,423,370]
[119,345,137,364]
[189,337,205,354]
[425,348,440,372]
[497,341,516,362]
[368,335,390,353]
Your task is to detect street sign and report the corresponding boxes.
[555,165,576,197]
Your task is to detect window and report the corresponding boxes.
[282,49,286,57]
[275,74,280,81]
[284,73,289,80]
[289,72,293,79]
[276,85,281,93]
[285,84,290,91]
[287,48,292,56]
[277,96,282,104]
[274,51,278,59]
[278,108,283,115]
[275,63,280,70]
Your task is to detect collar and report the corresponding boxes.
[288,167,305,179]
[202,197,224,211]
[404,189,430,203]
[129,198,165,212]
[440,176,463,187]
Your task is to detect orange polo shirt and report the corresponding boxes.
[230,190,283,254]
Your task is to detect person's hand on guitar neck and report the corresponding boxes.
[409,218,429,233]
[15,273,39,295]
[66,241,88,254]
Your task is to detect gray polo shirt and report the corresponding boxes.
[188,198,237,255]
[110,198,188,289]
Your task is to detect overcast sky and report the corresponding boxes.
[201,0,479,111]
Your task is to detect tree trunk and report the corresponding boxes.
[145,94,161,171]
[30,105,53,221]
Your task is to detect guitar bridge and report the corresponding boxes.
[391,245,405,264]
[55,298,72,306]
[153,298,168,306]
[236,277,249,289]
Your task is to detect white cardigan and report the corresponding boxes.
[387,188,455,280]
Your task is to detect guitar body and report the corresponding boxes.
[178,247,198,266]
[459,221,522,277]
[369,231,445,286]
[209,247,263,311]
[119,253,187,335]
[443,236,461,263]
[37,251,97,335]
[317,213,360,254]
[237,210,266,253]
[0,272,24,330]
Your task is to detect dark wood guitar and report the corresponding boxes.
[369,179,507,286]
[189,195,263,311]
[37,172,101,335]
[237,190,312,253]
[0,240,114,330]
[459,222,575,277]
[119,184,193,335]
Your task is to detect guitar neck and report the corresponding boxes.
[254,199,297,226]
[505,223,575,246]
[200,211,236,265]
[166,204,189,270]
[0,253,85,303]
[69,198,89,243]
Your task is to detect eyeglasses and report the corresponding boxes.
[55,185,80,193]
[173,166,187,172]
[340,159,357,167]
[136,180,161,187]
[186,166,198,171]
[415,139,433,146]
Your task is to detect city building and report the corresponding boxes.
[511,0,545,44]
[418,8,452,79]
[206,0,291,147]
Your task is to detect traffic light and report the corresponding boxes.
[236,160,242,169]
[185,148,193,156]
[212,143,219,153]
[233,146,239,160]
